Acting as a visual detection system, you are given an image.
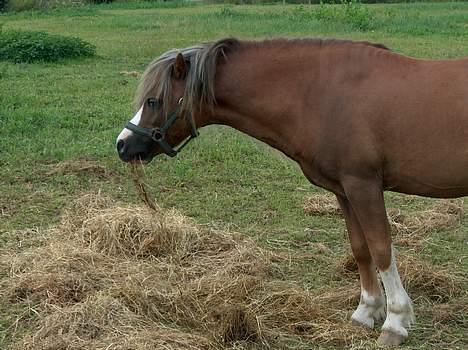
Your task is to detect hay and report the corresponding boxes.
[389,199,464,249]
[46,159,110,178]
[119,70,140,78]
[130,163,161,212]
[303,194,341,216]
[1,193,374,349]
[3,193,465,349]
[336,252,464,302]
[396,255,463,302]
[432,298,468,326]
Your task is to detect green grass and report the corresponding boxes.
[0,2,467,349]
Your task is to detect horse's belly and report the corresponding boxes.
[384,160,468,198]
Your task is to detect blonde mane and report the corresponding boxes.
[135,38,240,116]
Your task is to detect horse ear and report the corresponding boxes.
[173,53,186,80]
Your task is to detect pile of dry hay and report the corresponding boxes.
[1,194,370,350]
[1,193,465,349]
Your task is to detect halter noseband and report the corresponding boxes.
[125,98,199,158]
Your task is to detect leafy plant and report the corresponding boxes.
[0,30,96,63]
[291,0,374,31]
[341,0,374,31]
[0,0,8,12]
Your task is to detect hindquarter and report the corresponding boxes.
[308,59,468,198]
[377,61,468,197]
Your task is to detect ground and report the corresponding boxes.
[0,2,467,349]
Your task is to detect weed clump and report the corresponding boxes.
[0,30,95,63]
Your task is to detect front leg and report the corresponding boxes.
[336,195,385,329]
[378,247,415,345]
[342,177,414,345]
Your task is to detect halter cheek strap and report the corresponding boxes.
[125,98,199,158]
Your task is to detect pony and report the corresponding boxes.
[116,38,468,345]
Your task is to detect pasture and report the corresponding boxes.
[0,1,467,349]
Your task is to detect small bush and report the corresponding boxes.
[0,31,96,63]
[341,0,374,31]
[6,0,90,12]
[0,0,7,12]
[291,0,374,31]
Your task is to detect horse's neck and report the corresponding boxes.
[202,45,323,161]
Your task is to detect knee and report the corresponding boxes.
[370,244,392,271]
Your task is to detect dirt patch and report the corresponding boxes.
[46,159,112,178]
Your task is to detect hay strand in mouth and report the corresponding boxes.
[130,163,161,212]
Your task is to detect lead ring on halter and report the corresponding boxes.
[125,97,199,158]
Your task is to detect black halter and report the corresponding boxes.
[125,98,199,158]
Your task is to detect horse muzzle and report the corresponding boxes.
[116,137,154,164]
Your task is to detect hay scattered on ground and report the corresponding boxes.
[336,252,464,302]
[46,159,111,178]
[2,193,465,349]
[431,298,468,326]
[119,70,140,78]
[1,194,373,350]
[389,199,464,249]
[303,194,463,250]
[303,194,341,216]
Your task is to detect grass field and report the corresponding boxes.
[0,2,467,349]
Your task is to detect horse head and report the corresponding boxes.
[116,52,198,163]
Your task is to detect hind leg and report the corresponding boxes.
[342,177,414,345]
[336,195,385,329]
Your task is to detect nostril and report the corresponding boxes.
[117,139,126,154]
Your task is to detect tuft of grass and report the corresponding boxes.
[0,30,95,63]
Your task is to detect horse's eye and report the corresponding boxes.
[147,98,160,109]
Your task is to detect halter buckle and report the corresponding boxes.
[151,128,164,142]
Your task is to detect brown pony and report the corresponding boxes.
[117,38,468,345]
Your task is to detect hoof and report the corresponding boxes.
[351,317,373,329]
[377,330,407,346]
